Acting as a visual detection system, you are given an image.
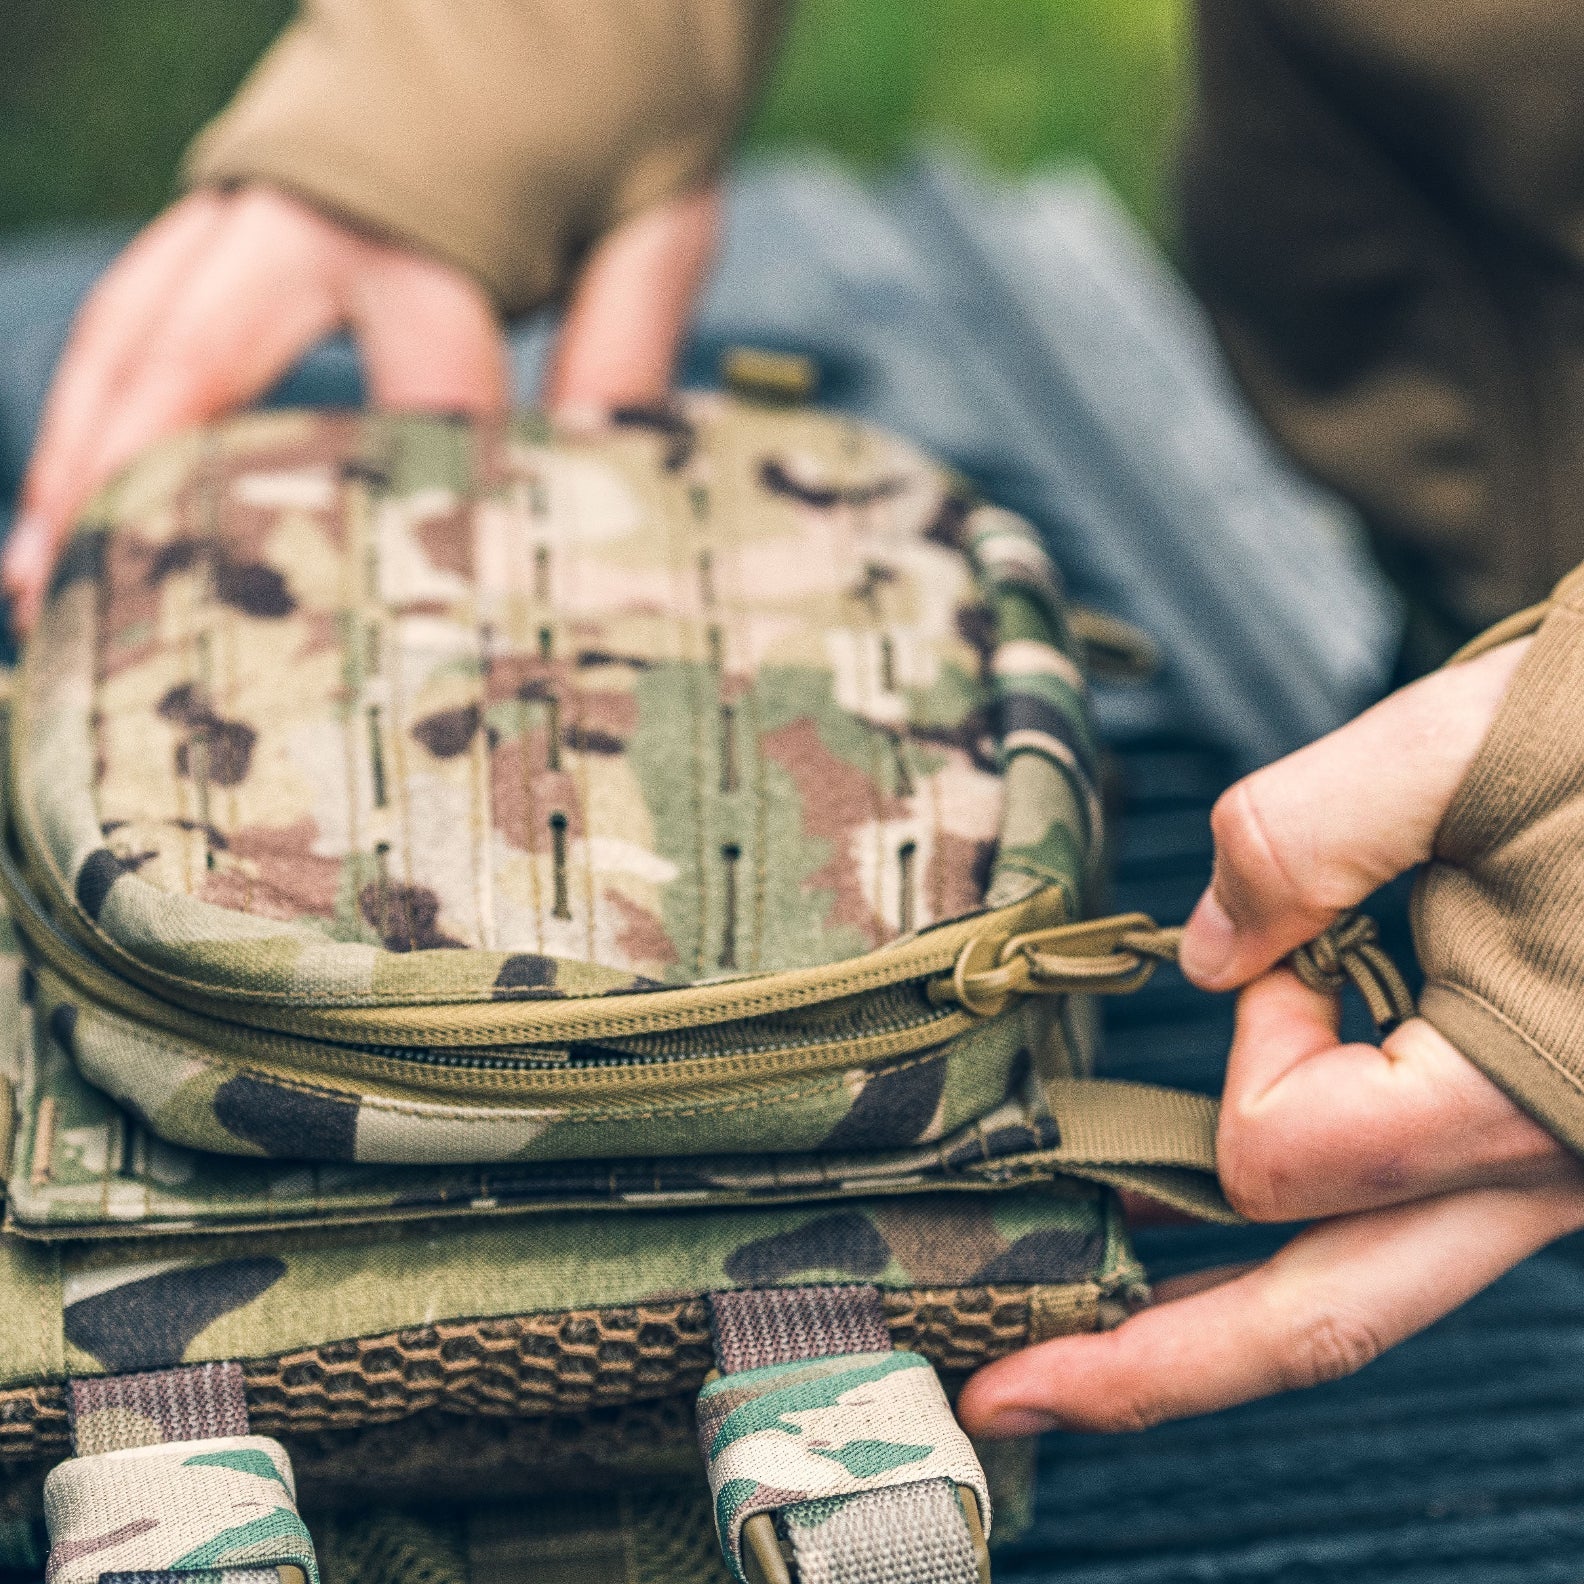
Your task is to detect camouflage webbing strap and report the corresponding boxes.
[43,1362,318,1584]
[700,1286,991,1584]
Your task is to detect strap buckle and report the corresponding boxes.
[740,1486,990,1584]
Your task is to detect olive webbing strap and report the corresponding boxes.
[704,1285,988,1584]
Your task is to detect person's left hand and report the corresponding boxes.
[959,638,1584,1438]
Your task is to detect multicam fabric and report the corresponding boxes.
[5,398,1099,1167]
[21,958,1050,1166]
[0,1185,1142,1390]
[697,1349,988,1584]
[9,970,1101,1227]
[43,1434,316,1584]
[22,399,1090,1000]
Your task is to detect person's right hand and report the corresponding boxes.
[6,181,719,633]
[959,640,1584,1441]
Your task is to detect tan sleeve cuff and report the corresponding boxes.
[1414,563,1584,1154]
[183,0,790,313]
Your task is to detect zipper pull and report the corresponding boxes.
[936,912,1176,1016]
[939,907,1415,1034]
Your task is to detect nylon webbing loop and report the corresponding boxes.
[69,1362,248,1456]
[709,1285,892,1374]
[701,1286,991,1584]
[47,1365,318,1584]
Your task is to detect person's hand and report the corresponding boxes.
[5,181,719,632]
[959,639,1584,1438]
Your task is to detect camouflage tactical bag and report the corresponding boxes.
[0,383,1261,1584]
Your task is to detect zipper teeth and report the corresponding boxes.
[14,867,972,1089]
[590,986,948,1062]
[161,986,956,1073]
[370,994,956,1070]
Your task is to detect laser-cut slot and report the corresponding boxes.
[697,549,716,607]
[187,733,214,867]
[367,706,388,808]
[879,634,897,692]
[690,483,710,522]
[372,840,393,944]
[534,544,551,601]
[707,626,724,672]
[529,476,548,518]
[719,704,738,794]
[118,1113,140,1179]
[719,842,742,969]
[30,1096,55,1188]
[545,696,562,771]
[891,732,915,798]
[897,840,918,934]
[549,813,572,920]
[538,626,554,661]
[364,622,382,678]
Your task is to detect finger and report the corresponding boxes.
[1178,640,1529,990]
[10,190,346,634]
[10,193,230,610]
[958,1182,1584,1438]
[546,184,720,412]
[350,241,509,416]
[1216,970,1582,1221]
[66,192,342,497]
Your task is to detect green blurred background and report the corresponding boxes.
[0,0,1190,237]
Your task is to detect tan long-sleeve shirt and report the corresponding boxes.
[185,0,789,313]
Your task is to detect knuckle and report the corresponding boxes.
[1215,1122,1288,1223]
[1083,1388,1162,1435]
[1279,1303,1384,1391]
[1210,780,1328,920]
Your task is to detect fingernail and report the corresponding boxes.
[978,1409,1062,1438]
[1178,891,1237,987]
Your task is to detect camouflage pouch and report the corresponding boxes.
[2,394,1225,1220]
[0,388,1248,1583]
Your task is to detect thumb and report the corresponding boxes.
[1178,639,1527,990]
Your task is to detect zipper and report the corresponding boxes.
[2,810,988,1095]
[2,774,1064,1050]
[34,953,977,1100]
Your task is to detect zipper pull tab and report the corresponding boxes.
[936,912,1176,1016]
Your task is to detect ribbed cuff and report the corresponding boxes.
[1419,981,1584,1159]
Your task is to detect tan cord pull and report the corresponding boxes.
[1287,910,1416,1033]
[945,909,1414,1035]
